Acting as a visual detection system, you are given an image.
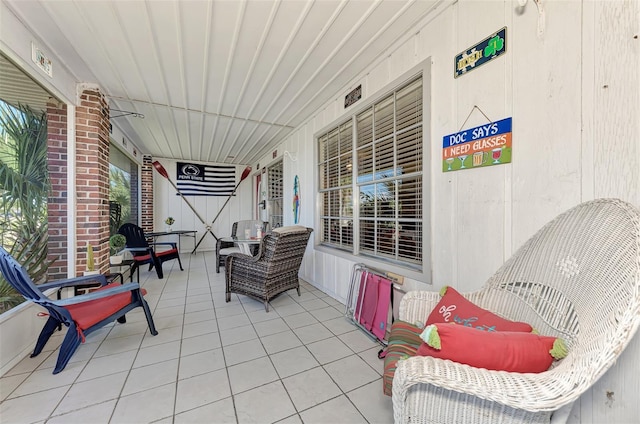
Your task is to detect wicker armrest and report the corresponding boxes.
[398,290,442,324]
[393,355,575,415]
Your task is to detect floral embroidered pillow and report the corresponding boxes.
[425,286,533,332]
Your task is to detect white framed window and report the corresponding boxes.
[318,75,424,269]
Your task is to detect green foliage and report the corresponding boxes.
[0,101,51,313]
[109,165,131,234]
[109,234,126,255]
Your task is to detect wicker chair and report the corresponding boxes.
[393,199,640,424]
[225,225,312,311]
[216,220,269,273]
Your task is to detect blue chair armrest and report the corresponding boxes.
[39,274,108,290]
[54,283,142,306]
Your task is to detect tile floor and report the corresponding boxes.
[0,252,393,423]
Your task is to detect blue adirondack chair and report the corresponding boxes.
[0,247,158,374]
[119,223,183,279]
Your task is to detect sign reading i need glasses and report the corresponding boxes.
[442,117,512,172]
[455,27,506,78]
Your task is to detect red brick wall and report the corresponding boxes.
[75,89,110,275]
[141,155,154,233]
[46,100,68,280]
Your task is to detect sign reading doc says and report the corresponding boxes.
[442,118,512,172]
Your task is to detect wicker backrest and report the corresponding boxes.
[476,199,640,384]
[257,226,312,271]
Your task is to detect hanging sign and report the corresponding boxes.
[455,27,506,78]
[344,85,362,108]
[442,117,512,172]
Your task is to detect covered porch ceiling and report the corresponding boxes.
[4,0,441,166]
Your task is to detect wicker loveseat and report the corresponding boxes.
[225,225,313,311]
[393,199,640,423]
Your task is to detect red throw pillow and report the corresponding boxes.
[426,286,533,332]
[416,323,567,373]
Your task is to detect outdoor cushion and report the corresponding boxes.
[383,321,424,396]
[426,286,533,332]
[64,283,147,330]
[416,323,567,373]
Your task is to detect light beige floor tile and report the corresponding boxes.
[222,338,266,366]
[0,372,29,401]
[309,306,342,322]
[110,383,176,424]
[153,305,186,318]
[183,309,215,325]
[228,356,279,394]
[10,360,84,397]
[47,399,117,424]
[155,314,184,330]
[94,333,144,357]
[175,369,231,414]
[282,367,341,411]
[141,324,183,348]
[179,348,226,380]
[324,316,360,335]
[299,395,367,423]
[217,313,251,330]
[77,350,137,382]
[306,337,354,365]
[133,340,181,368]
[105,321,151,340]
[181,331,222,356]
[323,355,380,392]
[234,380,296,424]
[54,371,128,415]
[274,414,303,424]
[220,324,258,346]
[346,380,394,424]
[299,298,330,311]
[185,300,214,314]
[270,346,320,379]
[157,296,186,309]
[122,358,179,396]
[282,311,319,329]
[182,318,218,338]
[174,397,236,424]
[4,350,54,377]
[338,329,380,353]
[247,308,281,323]
[358,346,384,375]
[260,330,302,354]
[253,317,290,337]
[293,322,334,344]
[0,386,68,423]
[272,303,305,317]
[214,303,246,319]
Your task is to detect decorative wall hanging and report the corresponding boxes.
[442,105,512,172]
[293,175,300,224]
[455,27,507,78]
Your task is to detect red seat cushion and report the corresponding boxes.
[156,248,178,258]
[133,254,152,262]
[64,283,146,330]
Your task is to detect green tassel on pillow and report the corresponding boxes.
[550,338,568,360]
[419,325,441,350]
[439,286,449,297]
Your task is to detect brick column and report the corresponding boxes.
[75,88,110,275]
[141,155,154,233]
[46,100,68,280]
